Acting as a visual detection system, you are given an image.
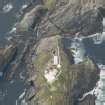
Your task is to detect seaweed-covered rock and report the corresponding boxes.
[17,0,104,38]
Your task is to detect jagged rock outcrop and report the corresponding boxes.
[16,5,48,32]
[16,0,104,38]
[34,0,104,39]
[0,45,17,76]
[98,7,105,17]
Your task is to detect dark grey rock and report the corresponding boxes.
[0,45,17,74]
[38,8,103,38]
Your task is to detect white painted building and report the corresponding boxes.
[53,56,59,65]
[44,69,58,84]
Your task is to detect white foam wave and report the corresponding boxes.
[78,63,105,103]
[21,99,28,105]
[80,32,105,45]
[78,89,95,101]
[10,80,15,84]
[8,27,16,34]
[97,64,105,70]
[2,3,13,13]
[92,18,105,44]
[16,100,18,105]
[92,33,103,45]
[79,33,99,39]
[21,4,28,10]
[0,89,7,101]
[74,36,83,42]
[79,33,103,44]
[97,81,103,88]
[8,22,18,34]
[0,72,3,77]
[19,89,26,100]
[95,64,105,104]
[103,18,105,26]
[70,39,85,64]
[19,72,25,80]
[16,4,28,18]
[97,64,105,81]
[6,36,13,42]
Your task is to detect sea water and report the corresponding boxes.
[0,0,29,105]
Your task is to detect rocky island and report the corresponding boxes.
[26,35,100,105]
[0,0,105,105]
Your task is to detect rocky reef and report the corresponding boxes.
[16,0,104,38]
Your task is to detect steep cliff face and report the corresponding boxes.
[16,5,48,32]
[37,0,104,38]
[16,0,104,37]
[38,8,103,37]
[43,0,105,18]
